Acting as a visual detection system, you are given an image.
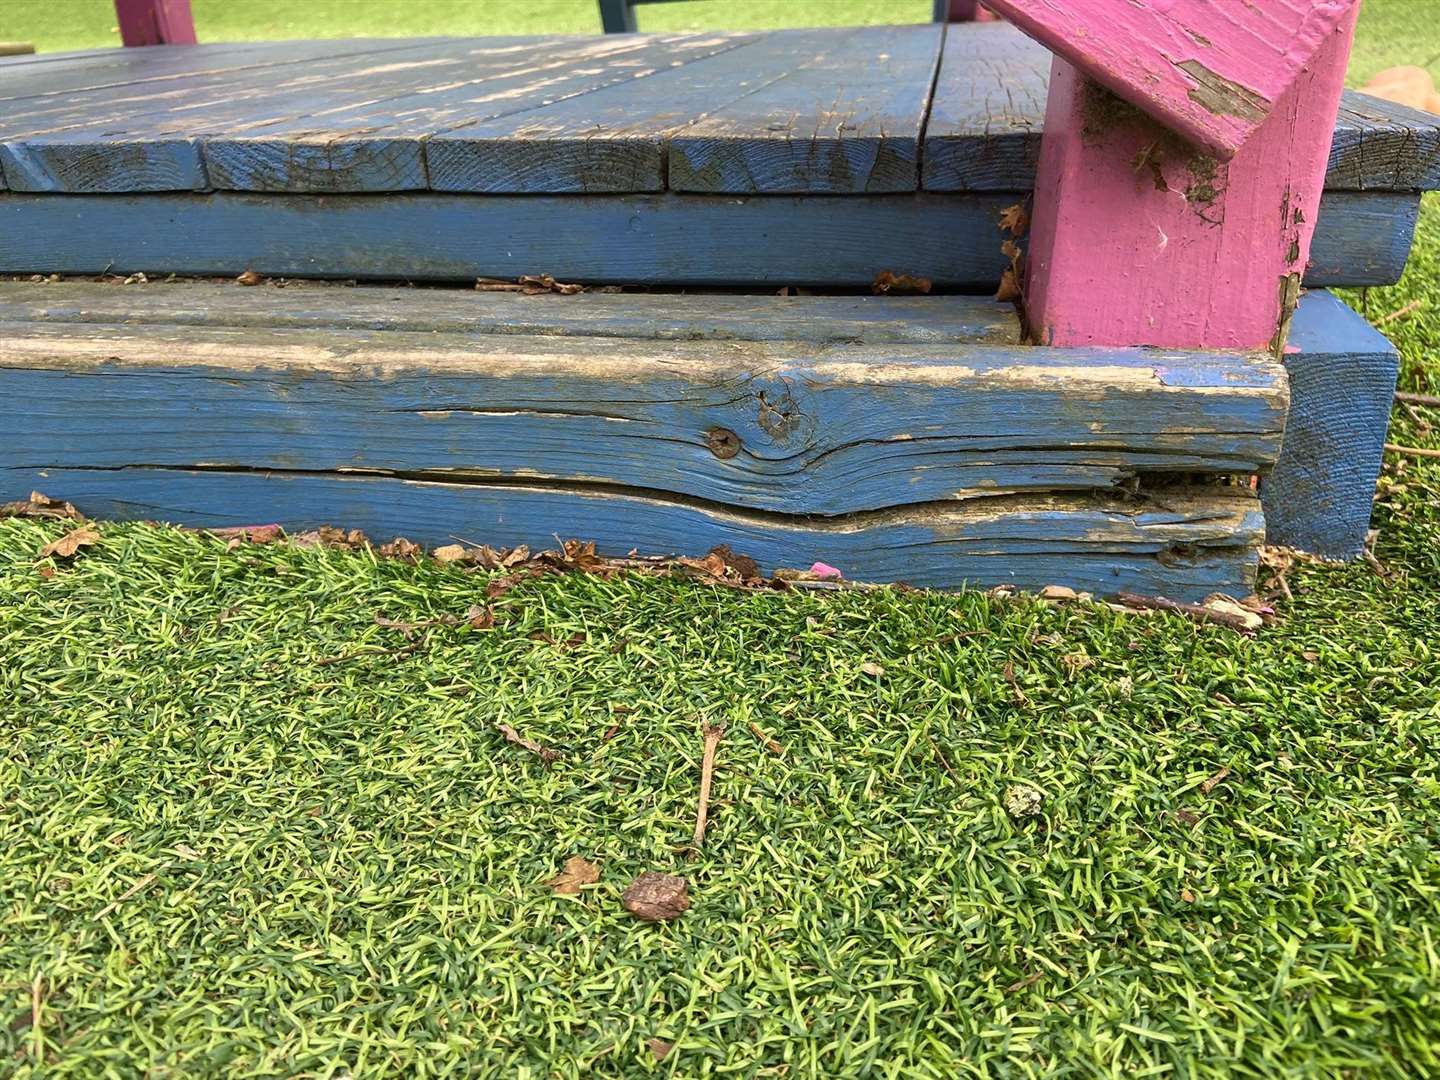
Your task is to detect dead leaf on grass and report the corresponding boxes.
[1004,784,1043,818]
[378,537,422,561]
[38,526,100,560]
[1200,766,1232,795]
[1,491,85,522]
[466,604,495,629]
[648,1038,673,1061]
[545,856,600,895]
[621,872,690,921]
[1180,887,1197,903]
[497,723,563,764]
[860,661,885,677]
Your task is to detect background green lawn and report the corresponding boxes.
[2,2,1439,1077]
[8,0,1439,87]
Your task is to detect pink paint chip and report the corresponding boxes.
[810,562,843,580]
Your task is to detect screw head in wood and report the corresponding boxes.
[705,427,741,459]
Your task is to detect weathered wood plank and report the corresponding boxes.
[426,28,918,194]
[0,38,474,192]
[1022,7,1358,350]
[0,40,447,105]
[0,283,1024,344]
[202,34,757,194]
[1261,290,1399,557]
[665,25,942,193]
[0,313,1286,514]
[923,25,1440,193]
[0,468,1263,598]
[0,189,1413,288]
[981,0,1358,160]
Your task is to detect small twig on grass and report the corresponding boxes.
[94,872,157,920]
[1395,391,1440,408]
[1385,442,1440,459]
[314,641,423,666]
[692,723,726,850]
[1200,766,1232,796]
[748,721,783,754]
[1116,593,1255,634]
[1378,299,1423,324]
[928,734,960,781]
[31,973,43,1059]
[1002,661,1029,706]
[497,723,563,764]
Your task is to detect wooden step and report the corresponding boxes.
[0,284,1286,516]
[0,282,1285,598]
[1,28,1434,288]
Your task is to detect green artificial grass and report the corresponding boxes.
[7,0,932,53]
[3,0,1440,1075]
[2,489,1438,1077]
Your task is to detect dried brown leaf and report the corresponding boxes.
[998,202,1030,237]
[38,526,100,560]
[378,537,422,561]
[1,491,85,522]
[466,604,495,629]
[545,856,600,895]
[871,270,932,295]
[621,872,690,921]
[1200,765,1232,795]
[432,543,470,565]
[236,269,264,286]
[497,723,562,764]
[648,1039,673,1061]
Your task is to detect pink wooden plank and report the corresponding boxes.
[1021,3,1358,349]
[981,0,1357,159]
[114,0,197,47]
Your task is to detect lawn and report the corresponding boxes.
[3,2,1440,1077]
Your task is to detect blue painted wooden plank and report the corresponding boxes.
[0,35,749,193]
[207,33,760,192]
[0,468,1263,599]
[0,40,433,104]
[923,24,1440,193]
[0,283,1025,343]
[0,39,470,192]
[427,31,843,194]
[664,25,943,193]
[0,311,1286,514]
[1261,291,1399,558]
[0,190,1413,288]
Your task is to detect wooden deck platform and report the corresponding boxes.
[1,24,1436,286]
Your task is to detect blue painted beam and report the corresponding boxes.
[0,190,1416,288]
[0,289,1286,514]
[1261,290,1399,558]
[1,467,1263,599]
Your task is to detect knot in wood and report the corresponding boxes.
[705,427,742,459]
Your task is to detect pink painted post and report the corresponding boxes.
[985,0,1359,350]
[114,0,197,47]
[982,0,1357,160]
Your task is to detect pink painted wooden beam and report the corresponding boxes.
[114,0,197,47]
[981,0,1357,160]
[1021,4,1359,350]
